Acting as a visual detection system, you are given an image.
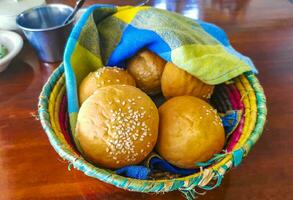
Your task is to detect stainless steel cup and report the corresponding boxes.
[16,4,74,63]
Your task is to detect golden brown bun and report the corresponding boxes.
[76,85,159,169]
[127,50,166,95]
[156,96,225,169]
[79,67,136,104]
[161,63,214,99]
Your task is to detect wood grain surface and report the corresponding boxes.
[0,0,292,199]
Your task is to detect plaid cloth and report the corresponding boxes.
[63,4,256,134]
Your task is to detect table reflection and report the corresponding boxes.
[151,0,199,19]
[150,0,250,20]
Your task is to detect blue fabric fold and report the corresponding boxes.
[149,156,198,176]
[116,165,150,180]
[220,110,242,137]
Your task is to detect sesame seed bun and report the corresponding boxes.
[156,96,225,169]
[127,50,166,95]
[76,85,159,169]
[161,63,214,99]
[79,67,136,104]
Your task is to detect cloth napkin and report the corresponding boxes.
[63,4,256,147]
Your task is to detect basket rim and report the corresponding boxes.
[38,64,267,193]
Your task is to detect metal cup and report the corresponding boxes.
[16,4,74,63]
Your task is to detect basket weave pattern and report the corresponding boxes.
[38,65,266,199]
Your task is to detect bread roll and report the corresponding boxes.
[127,50,166,95]
[161,63,214,99]
[79,67,136,104]
[76,85,159,169]
[156,96,225,169]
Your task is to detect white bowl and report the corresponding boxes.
[0,31,23,72]
[0,0,45,31]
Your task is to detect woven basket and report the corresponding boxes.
[38,65,266,199]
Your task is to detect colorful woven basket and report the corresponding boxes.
[38,64,266,199]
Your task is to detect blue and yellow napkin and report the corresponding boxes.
[63,4,255,133]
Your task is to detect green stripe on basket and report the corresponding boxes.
[221,164,229,171]
[243,72,267,154]
[178,175,204,199]
[170,181,185,191]
[232,148,244,167]
[200,171,223,190]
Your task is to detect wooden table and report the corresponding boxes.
[1,0,292,199]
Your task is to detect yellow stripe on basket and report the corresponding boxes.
[114,6,149,24]
[164,181,175,191]
[48,75,70,144]
[233,77,251,150]
[48,75,83,160]
[233,75,257,150]
[203,75,257,177]
[54,86,65,133]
